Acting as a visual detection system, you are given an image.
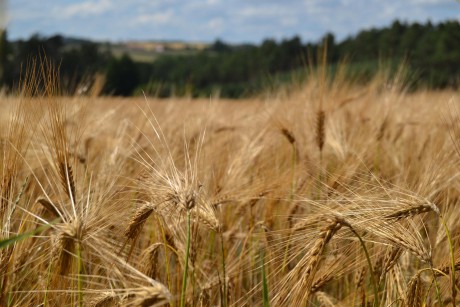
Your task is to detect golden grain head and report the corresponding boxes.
[316,109,325,151]
[124,202,156,240]
[3,60,460,306]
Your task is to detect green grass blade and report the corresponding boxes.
[261,252,270,307]
[0,221,56,249]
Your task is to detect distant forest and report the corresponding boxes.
[0,20,459,97]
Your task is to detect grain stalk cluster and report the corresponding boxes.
[0,59,459,306]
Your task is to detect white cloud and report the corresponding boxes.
[280,17,299,26]
[184,0,221,11]
[7,0,460,43]
[136,10,175,25]
[381,3,400,20]
[409,0,452,5]
[207,17,224,32]
[239,6,277,18]
[303,0,334,14]
[60,0,113,18]
[238,5,297,20]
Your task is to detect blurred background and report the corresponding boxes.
[0,0,459,97]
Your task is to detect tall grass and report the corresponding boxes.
[0,59,459,306]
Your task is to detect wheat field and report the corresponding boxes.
[1,63,460,306]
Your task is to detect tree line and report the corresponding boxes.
[0,20,459,98]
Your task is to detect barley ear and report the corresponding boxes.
[316,110,325,152]
[124,203,156,241]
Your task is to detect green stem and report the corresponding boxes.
[261,251,270,307]
[441,215,456,306]
[428,266,443,307]
[180,211,191,307]
[157,217,173,306]
[348,227,379,307]
[220,232,227,307]
[77,241,83,307]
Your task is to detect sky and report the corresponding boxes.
[3,0,460,44]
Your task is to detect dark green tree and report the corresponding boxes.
[0,29,8,86]
[210,39,231,53]
[321,32,338,62]
[105,54,139,96]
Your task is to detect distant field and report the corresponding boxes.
[105,40,209,62]
[1,70,460,305]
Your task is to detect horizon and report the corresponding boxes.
[5,18,460,46]
[3,0,460,44]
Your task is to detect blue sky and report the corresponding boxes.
[4,0,460,43]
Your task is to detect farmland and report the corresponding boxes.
[1,62,460,306]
